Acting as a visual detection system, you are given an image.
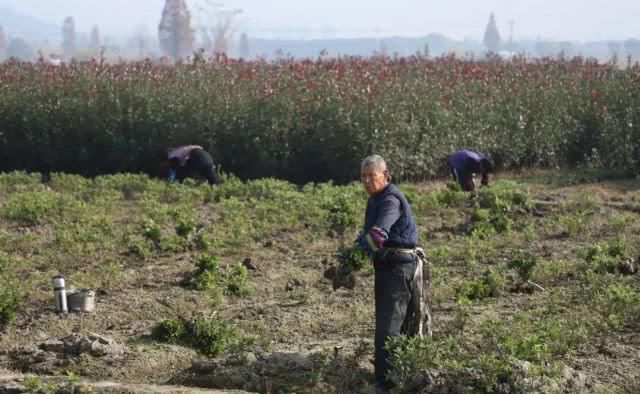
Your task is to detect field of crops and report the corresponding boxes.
[1,55,639,183]
[0,169,639,393]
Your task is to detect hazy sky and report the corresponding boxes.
[0,0,638,41]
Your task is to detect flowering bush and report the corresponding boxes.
[1,55,638,182]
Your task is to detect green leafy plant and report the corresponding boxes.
[192,255,253,298]
[323,195,357,234]
[578,240,627,274]
[0,253,21,328]
[152,319,187,343]
[508,251,538,282]
[21,376,42,391]
[336,244,369,271]
[455,270,504,302]
[152,316,256,357]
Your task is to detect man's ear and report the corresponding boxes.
[384,169,390,181]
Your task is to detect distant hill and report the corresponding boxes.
[234,34,624,61]
[235,33,469,59]
[0,6,61,43]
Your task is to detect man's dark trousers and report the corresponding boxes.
[374,251,418,385]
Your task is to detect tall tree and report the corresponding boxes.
[0,25,6,59]
[62,16,76,60]
[239,32,249,58]
[89,25,101,52]
[158,0,195,60]
[191,1,242,55]
[378,39,388,56]
[607,41,621,58]
[483,12,501,53]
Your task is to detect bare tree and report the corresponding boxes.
[191,0,242,55]
[239,32,249,58]
[158,0,195,60]
[483,12,501,53]
[378,39,388,56]
[62,16,76,60]
[130,25,156,59]
[89,25,101,52]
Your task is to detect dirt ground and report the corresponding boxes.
[1,170,639,393]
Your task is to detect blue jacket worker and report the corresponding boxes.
[447,149,494,191]
[355,155,421,390]
[162,145,220,185]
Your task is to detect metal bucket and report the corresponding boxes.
[66,289,96,313]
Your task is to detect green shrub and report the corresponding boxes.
[434,183,468,207]
[192,255,253,298]
[189,317,243,357]
[477,182,529,212]
[1,191,60,225]
[140,218,162,244]
[0,253,21,328]
[21,377,42,392]
[174,214,196,238]
[559,211,590,237]
[2,58,640,182]
[152,319,187,343]
[508,251,538,282]
[456,270,504,302]
[125,234,153,260]
[467,192,517,238]
[152,316,256,357]
[0,286,20,327]
[595,282,640,329]
[193,255,222,291]
[471,206,490,222]
[578,240,627,274]
[386,334,525,392]
[222,264,254,296]
[323,195,358,234]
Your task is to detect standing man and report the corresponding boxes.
[447,149,494,191]
[162,145,221,185]
[355,155,426,390]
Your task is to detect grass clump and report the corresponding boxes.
[0,253,21,329]
[578,240,627,274]
[1,191,83,225]
[192,254,254,297]
[433,181,469,208]
[455,270,504,302]
[508,251,538,283]
[323,194,358,234]
[152,319,187,343]
[152,316,256,357]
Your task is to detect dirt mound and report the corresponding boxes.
[7,333,125,375]
[172,351,330,393]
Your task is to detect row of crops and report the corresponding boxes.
[0,55,639,182]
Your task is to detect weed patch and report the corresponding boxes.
[0,252,22,328]
[191,254,254,298]
[152,316,256,357]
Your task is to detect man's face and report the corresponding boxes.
[360,164,388,196]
